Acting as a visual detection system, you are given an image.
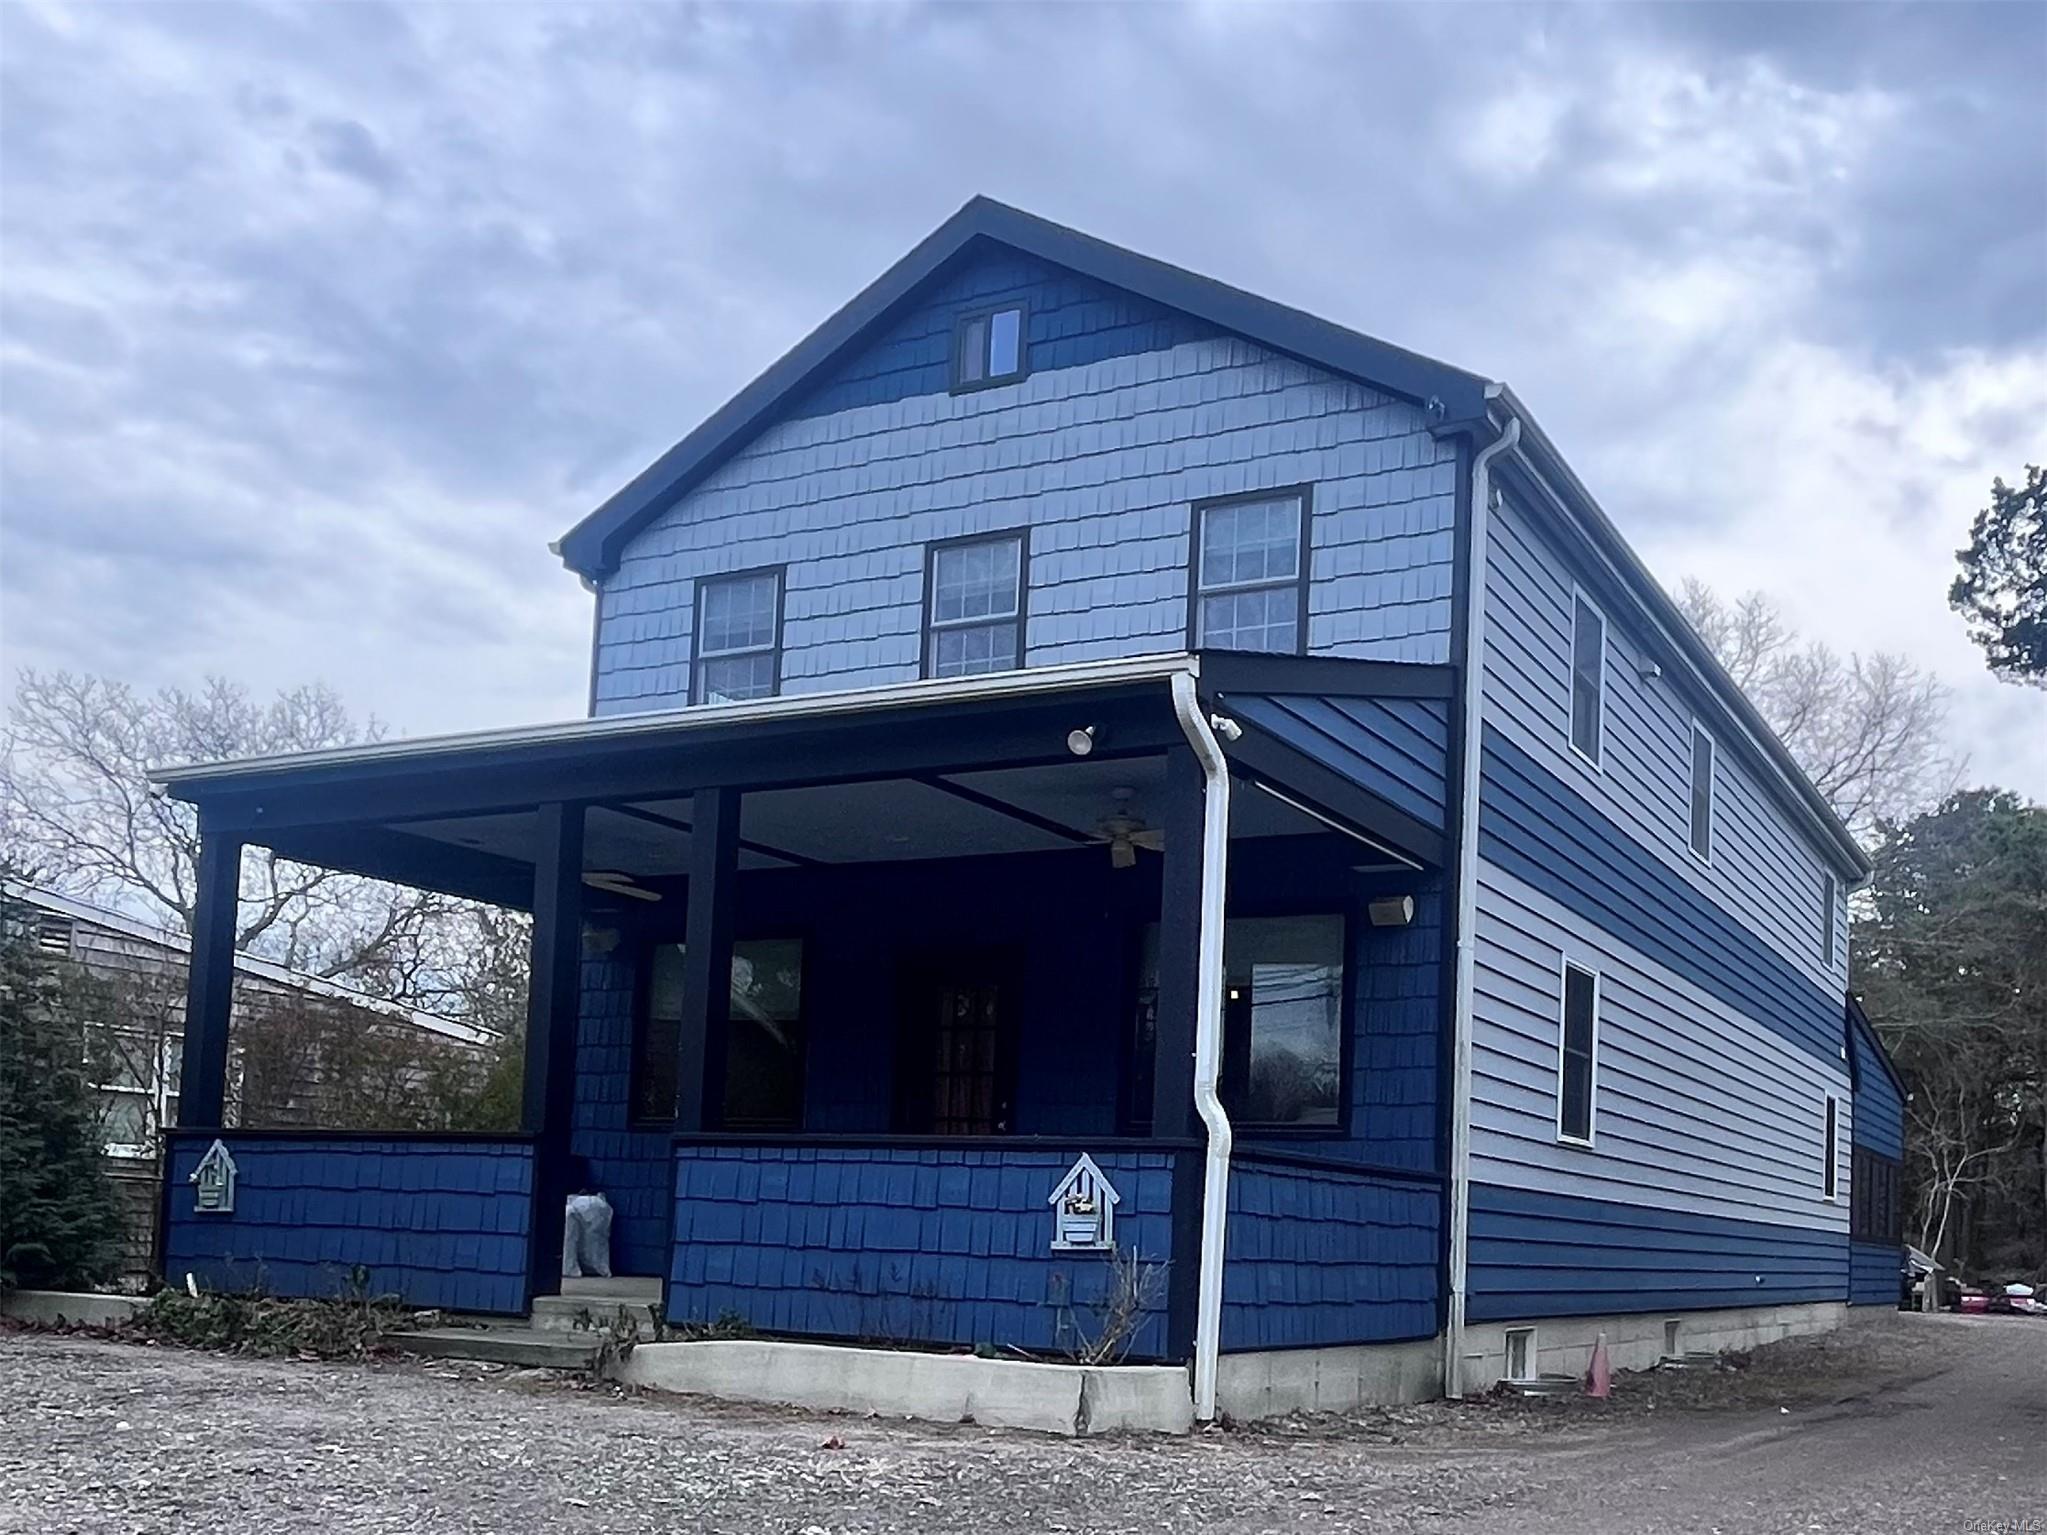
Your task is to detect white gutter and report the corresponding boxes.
[1169,670,1234,1423]
[1442,407,1519,1400]
[152,652,1202,786]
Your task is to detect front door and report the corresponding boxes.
[895,949,1021,1135]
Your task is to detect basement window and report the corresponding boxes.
[952,304,1027,391]
[1504,1327,1536,1383]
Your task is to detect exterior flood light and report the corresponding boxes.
[1367,895,1415,928]
[1066,725,1097,757]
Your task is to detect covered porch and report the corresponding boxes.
[160,653,1452,1379]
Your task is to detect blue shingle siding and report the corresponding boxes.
[1849,1241,1902,1306]
[1225,693,1450,827]
[1467,1183,1849,1321]
[162,1134,533,1315]
[1480,727,1845,1067]
[1848,1014,1905,1159]
[1221,1158,1439,1349]
[1483,488,1851,995]
[593,256,1459,711]
[666,1144,1179,1357]
[569,944,672,1278]
[788,250,1219,423]
[1470,860,1851,1232]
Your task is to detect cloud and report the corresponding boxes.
[1,0,2041,797]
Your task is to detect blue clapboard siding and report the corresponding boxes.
[570,947,673,1278]
[666,1144,1179,1358]
[162,1133,533,1316]
[594,255,1460,710]
[1221,1157,1439,1349]
[1472,861,1851,1231]
[1483,487,1851,995]
[1467,1183,1849,1321]
[1224,693,1450,827]
[1848,1011,1905,1159]
[1480,726,1845,1066]
[1849,1241,1903,1307]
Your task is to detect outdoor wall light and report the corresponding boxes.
[1066,725,1097,757]
[1367,895,1416,928]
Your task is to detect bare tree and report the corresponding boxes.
[1676,581,1960,837]
[2,671,457,997]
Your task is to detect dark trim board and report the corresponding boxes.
[1200,652,1457,700]
[1230,1144,1447,1189]
[672,1132,1206,1152]
[163,1127,539,1146]
[554,196,1490,579]
[916,774,1094,845]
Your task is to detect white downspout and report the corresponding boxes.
[1443,408,1519,1400]
[1170,669,1233,1423]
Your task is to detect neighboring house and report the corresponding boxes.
[150,198,1903,1419]
[3,882,492,1275]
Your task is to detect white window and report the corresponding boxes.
[1569,592,1605,765]
[953,305,1026,390]
[1504,1327,1537,1383]
[694,570,781,704]
[1194,492,1307,655]
[926,535,1024,678]
[1822,873,1838,965]
[1557,961,1598,1145]
[1688,721,1715,862]
[1823,1095,1839,1199]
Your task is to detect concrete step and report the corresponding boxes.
[395,1326,603,1370]
[531,1277,663,1334]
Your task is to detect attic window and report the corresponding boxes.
[952,305,1027,392]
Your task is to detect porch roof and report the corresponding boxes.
[152,652,1452,908]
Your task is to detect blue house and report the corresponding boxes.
[155,198,1905,1420]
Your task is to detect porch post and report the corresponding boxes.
[175,818,242,1128]
[522,800,586,1300]
[1153,745,1207,1363]
[674,785,740,1133]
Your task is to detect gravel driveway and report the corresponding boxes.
[1,1312,2037,1533]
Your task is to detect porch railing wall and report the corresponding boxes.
[667,1140,1182,1359]
[161,1130,535,1316]
[1220,1151,1442,1351]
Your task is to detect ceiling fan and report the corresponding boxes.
[1095,786,1165,870]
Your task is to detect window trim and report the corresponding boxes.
[691,564,786,707]
[919,530,1031,680]
[1822,1093,1840,1201]
[1687,719,1716,865]
[1556,957,1600,1148]
[949,301,1031,394]
[1567,587,1608,771]
[1186,485,1314,657]
[1822,873,1838,967]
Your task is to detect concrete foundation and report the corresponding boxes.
[1215,1335,1444,1420]
[617,1340,1194,1437]
[1458,1301,1847,1395]
[0,1290,146,1328]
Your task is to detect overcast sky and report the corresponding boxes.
[2,1,2042,798]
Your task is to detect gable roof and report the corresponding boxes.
[549,195,1868,884]
[552,195,1491,580]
